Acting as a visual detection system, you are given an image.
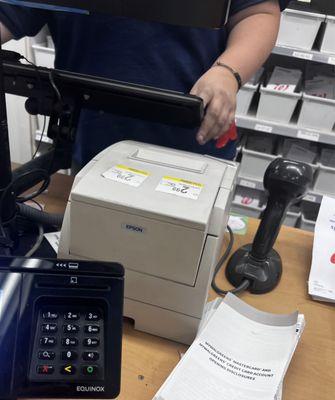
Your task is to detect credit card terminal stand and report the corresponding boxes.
[0,257,124,399]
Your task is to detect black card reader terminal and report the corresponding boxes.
[0,256,124,399]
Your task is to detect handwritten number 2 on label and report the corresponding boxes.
[172,185,189,194]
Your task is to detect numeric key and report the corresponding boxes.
[61,350,78,361]
[42,311,58,320]
[85,325,100,334]
[85,312,101,321]
[40,337,56,347]
[63,324,79,333]
[83,338,100,347]
[62,337,78,347]
[41,323,58,333]
[64,311,80,321]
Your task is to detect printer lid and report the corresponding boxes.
[71,141,231,231]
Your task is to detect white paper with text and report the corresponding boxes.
[198,300,304,400]
[153,294,299,400]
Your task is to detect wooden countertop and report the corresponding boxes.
[38,172,335,400]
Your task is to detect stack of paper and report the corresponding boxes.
[309,196,335,303]
[153,294,305,400]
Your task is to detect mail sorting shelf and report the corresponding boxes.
[236,114,335,146]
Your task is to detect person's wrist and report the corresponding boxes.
[212,61,242,92]
[210,65,239,93]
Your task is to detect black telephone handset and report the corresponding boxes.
[0,257,124,399]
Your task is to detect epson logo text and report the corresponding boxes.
[122,223,146,234]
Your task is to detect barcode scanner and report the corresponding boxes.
[226,159,313,294]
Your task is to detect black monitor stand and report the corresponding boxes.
[0,40,15,226]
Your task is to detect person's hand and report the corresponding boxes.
[190,66,238,145]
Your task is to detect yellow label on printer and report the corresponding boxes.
[156,176,204,200]
[103,164,149,187]
[115,165,149,176]
[164,176,204,188]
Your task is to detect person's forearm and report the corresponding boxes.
[217,1,281,84]
[0,23,13,44]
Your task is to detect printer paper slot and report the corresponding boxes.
[130,148,207,173]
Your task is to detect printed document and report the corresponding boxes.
[153,294,303,400]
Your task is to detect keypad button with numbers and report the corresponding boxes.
[30,306,104,382]
[41,323,58,333]
[62,337,78,347]
[83,338,100,347]
[61,350,78,361]
[63,324,80,333]
[85,312,100,321]
[42,311,58,320]
[64,311,80,321]
[40,337,57,347]
[85,325,100,334]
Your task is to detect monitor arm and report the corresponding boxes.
[11,97,81,197]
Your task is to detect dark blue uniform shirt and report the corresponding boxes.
[0,0,288,166]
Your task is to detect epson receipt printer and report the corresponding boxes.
[0,256,124,399]
[59,141,238,344]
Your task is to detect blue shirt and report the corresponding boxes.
[0,0,288,166]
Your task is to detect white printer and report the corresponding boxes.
[58,141,238,344]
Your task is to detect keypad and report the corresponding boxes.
[29,306,104,382]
